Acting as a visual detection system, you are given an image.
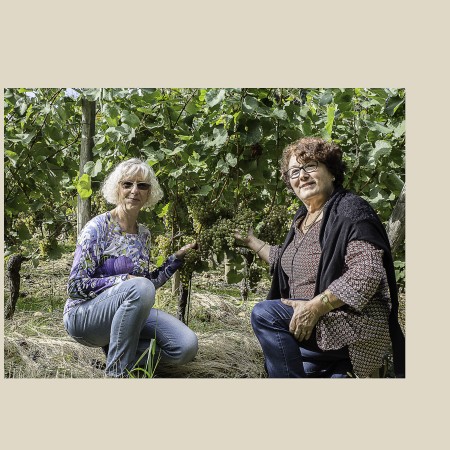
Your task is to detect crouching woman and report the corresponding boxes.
[63,158,198,377]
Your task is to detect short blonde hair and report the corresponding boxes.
[101,158,163,208]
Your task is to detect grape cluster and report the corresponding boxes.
[179,249,202,286]
[248,264,263,292]
[153,235,172,260]
[257,204,289,245]
[187,197,232,230]
[196,207,254,258]
[178,204,258,284]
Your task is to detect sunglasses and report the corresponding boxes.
[120,181,151,191]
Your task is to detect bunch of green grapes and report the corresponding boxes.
[233,207,254,242]
[194,206,255,257]
[179,249,203,286]
[257,204,290,245]
[187,197,234,232]
[248,264,264,292]
[153,234,172,260]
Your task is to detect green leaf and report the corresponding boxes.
[197,185,213,196]
[18,223,32,240]
[92,159,102,177]
[121,111,140,128]
[83,161,95,175]
[83,88,101,101]
[169,165,186,178]
[5,150,19,167]
[157,202,170,218]
[243,96,259,112]
[226,267,244,284]
[216,158,229,174]
[76,173,92,199]
[211,127,228,147]
[48,126,63,142]
[366,121,393,135]
[323,104,336,138]
[370,140,392,162]
[206,89,226,107]
[319,91,333,106]
[381,172,404,193]
[161,147,184,156]
[272,109,288,120]
[394,120,405,138]
[385,96,404,116]
[245,120,263,145]
[225,153,238,167]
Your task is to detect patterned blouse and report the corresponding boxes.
[64,212,182,315]
[270,218,392,377]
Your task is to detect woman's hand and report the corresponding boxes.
[174,242,198,260]
[281,298,324,341]
[234,227,255,247]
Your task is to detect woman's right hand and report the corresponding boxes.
[234,227,255,247]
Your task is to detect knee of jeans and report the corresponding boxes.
[171,330,198,365]
[129,277,156,309]
[251,301,270,329]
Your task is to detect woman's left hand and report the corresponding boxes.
[174,242,198,260]
[281,299,322,341]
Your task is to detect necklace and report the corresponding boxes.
[301,205,325,233]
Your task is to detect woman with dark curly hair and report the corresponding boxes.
[236,137,405,378]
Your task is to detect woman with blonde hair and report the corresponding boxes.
[63,158,198,377]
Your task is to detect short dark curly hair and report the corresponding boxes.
[280,137,346,191]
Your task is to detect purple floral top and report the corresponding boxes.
[64,212,182,315]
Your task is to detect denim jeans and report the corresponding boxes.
[63,277,198,377]
[251,299,352,378]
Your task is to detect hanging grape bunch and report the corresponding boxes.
[248,263,264,292]
[178,237,202,286]
[256,204,290,245]
[153,234,172,262]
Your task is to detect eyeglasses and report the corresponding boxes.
[285,161,319,179]
[120,181,151,191]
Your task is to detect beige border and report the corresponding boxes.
[2,1,449,448]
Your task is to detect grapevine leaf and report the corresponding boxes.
[92,159,103,177]
[197,185,213,196]
[370,140,392,162]
[226,267,244,284]
[225,153,237,167]
[212,127,228,147]
[319,90,333,106]
[83,161,95,175]
[76,173,92,199]
[322,104,336,139]
[385,96,404,116]
[272,109,288,120]
[121,111,141,128]
[206,89,226,107]
[5,150,19,167]
[243,96,259,113]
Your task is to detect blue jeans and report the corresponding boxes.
[63,278,198,377]
[251,299,352,378]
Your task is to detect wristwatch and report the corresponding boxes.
[319,293,334,311]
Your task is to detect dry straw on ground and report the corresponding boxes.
[4,291,266,379]
[4,256,405,379]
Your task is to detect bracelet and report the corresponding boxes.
[254,242,267,255]
[319,293,334,311]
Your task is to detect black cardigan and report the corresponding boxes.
[267,188,405,377]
